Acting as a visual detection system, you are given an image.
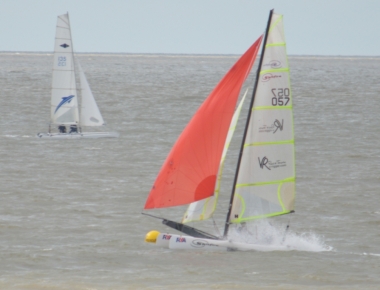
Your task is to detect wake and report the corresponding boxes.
[227,220,332,252]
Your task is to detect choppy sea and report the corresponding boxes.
[0,52,380,289]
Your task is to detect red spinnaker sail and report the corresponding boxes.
[144,36,263,209]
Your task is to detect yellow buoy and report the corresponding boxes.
[145,230,160,243]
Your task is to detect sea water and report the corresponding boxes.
[0,52,380,289]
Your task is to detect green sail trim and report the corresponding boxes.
[236,177,295,189]
[277,182,286,211]
[231,178,295,223]
[230,209,293,223]
[260,68,289,74]
[244,139,294,147]
[268,14,283,33]
[266,42,286,47]
[253,106,292,111]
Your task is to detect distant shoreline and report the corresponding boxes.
[1,51,379,59]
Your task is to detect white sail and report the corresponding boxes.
[51,13,79,125]
[230,13,295,223]
[78,62,105,126]
[182,89,249,223]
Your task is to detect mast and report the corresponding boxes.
[67,12,80,129]
[223,9,274,238]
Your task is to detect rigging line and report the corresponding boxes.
[141,212,164,220]
[212,217,222,238]
[281,221,290,244]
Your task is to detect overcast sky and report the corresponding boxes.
[1,0,379,55]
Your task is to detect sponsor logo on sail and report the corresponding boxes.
[259,119,284,134]
[60,43,70,48]
[263,60,282,69]
[54,95,75,114]
[261,73,282,82]
[258,157,287,170]
[176,237,186,243]
[273,119,284,133]
[258,157,270,170]
[162,234,172,240]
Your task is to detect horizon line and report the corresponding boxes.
[1,51,380,58]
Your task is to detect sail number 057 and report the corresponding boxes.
[271,88,290,106]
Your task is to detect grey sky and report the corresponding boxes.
[1,0,379,55]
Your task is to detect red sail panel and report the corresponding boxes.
[145,36,263,209]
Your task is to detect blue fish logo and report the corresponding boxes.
[55,95,75,114]
[60,43,69,48]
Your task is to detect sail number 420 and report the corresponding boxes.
[271,88,290,106]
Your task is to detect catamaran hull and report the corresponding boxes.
[155,233,291,252]
[36,132,119,139]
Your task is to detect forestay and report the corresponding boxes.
[51,14,79,125]
[230,14,295,223]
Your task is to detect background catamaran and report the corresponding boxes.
[37,13,118,139]
[143,10,295,250]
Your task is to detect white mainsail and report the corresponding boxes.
[182,89,249,223]
[229,13,295,223]
[78,62,105,126]
[51,13,79,125]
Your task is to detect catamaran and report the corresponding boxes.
[37,13,118,139]
[143,10,295,251]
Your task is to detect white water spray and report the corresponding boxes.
[228,220,332,252]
